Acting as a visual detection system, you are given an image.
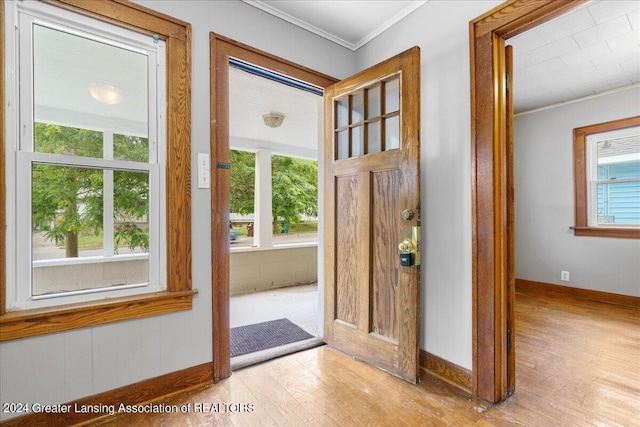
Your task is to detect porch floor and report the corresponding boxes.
[230,283,321,370]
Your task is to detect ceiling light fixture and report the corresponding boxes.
[263,112,285,128]
[89,83,123,105]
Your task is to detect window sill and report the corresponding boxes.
[571,226,640,239]
[0,289,197,341]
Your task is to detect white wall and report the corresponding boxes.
[514,87,640,297]
[355,0,503,370]
[0,1,354,421]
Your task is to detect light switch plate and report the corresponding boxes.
[198,169,210,189]
[198,152,210,170]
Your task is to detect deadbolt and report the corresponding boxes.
[401,209,414,220]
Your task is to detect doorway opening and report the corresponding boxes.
[470,0,637,403]
[210,33,338,382]
[227,62,324,369]
[506,0,640,404]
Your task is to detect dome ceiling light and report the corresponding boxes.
[263,112,285,128]
[89,82,123,105]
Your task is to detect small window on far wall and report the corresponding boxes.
[573,116,640,239]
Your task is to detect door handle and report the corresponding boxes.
[398,238,417,253]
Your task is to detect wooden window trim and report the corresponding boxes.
[572,116,640,239]
[0,0,194,341]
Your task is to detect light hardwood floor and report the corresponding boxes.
[93,286,640,426]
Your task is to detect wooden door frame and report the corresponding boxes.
[209,33,337,382]
[470,0,583,403]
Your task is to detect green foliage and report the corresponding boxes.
[272,155,318,225]
[35,122,103,157]
[32,164,104,245]
[31,123,149,256]
[228,149,318,228]
[115,223,149,253]
[229,150,255,215]
[113,134,149,162]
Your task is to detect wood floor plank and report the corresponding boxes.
[87,286,639,426]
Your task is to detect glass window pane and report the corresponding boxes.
[352,125,364,157]
[32,164,104,261]
[337,130,348,160]
[351,91,364,124]
[114,134,149,162]
[385,77,400,114]
[114,170,150,254]
[367,85,381,119]
[596,181,640,225]
[597,134,640,180]
[367,121,381,154]
[33,24,149,157]
[34,123,103,157]
[385,116,400,150]
[31,165,150,297]
[336,97,348,128]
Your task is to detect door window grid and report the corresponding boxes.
[333,75,401,160]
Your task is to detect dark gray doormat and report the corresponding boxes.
[230,318,313,357]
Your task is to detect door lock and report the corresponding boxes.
[399,226,421,267]
[399,238,417,267]
[398,238,417,253]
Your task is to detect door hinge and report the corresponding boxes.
[507,329,512,351]
[505,72,510,94]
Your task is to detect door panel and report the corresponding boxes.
[335,175,359,325]
[371,169,400,341]
[324,47,421,382]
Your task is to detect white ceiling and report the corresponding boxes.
[507,0,640,113]
[32,0,640,160]
[244,0,640,115]
[228,67,322,159]
[242,0,427,51]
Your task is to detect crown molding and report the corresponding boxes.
[243,1,428,51]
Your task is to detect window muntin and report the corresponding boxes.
[333,75,401,160]
[10,2,166,310]
[587,127,640,227]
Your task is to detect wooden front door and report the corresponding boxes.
[323,47,421,382]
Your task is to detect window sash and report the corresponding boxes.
[18,13,161,162]
[586,127,640,227]
[8,2,167,310]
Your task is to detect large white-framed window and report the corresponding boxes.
[573,116,640,239]
[6,1,167,310]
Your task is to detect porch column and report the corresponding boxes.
[254,148,273,247]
